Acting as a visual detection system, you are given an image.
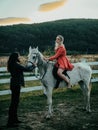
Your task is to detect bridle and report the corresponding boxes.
[28,52,49,80]
[27,52,38,67]
[27,60,36,67]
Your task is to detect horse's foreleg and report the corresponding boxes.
[46,87,53,119]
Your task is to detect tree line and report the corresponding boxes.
[0,19,98,55]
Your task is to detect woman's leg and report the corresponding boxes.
[8,86,20,124]
[57,68,71,88]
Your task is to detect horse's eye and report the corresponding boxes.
[32,56,36,59]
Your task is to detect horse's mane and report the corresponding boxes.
[38,51,44,59]
[38,50,55,65]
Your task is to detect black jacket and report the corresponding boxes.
[10,62,34,87]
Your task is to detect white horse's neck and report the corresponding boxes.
[37,52,48,77]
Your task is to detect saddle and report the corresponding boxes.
[52,66,70,89]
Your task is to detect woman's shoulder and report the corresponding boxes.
[58,45,65,50]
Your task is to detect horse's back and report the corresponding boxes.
[66,62,92,85]
[74,62,92,74]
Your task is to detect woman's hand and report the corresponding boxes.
[43,57,49,61]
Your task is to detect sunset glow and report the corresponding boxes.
[0,0,98,26]
[39,0,67,12]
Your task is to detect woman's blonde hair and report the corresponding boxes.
[57,35,64,44]
[55,35,64,50]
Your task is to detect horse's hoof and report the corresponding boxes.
[46,115,51,120]
[85,107,91,113]
[87,109,92,113]
[46,116,51,120]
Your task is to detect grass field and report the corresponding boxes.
[0,54,98,67]
[0,80,42,91]
[0,82,98,130]
[0,54,98,130]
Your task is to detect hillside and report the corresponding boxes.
[0,19,98,55]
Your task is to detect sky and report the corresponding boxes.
[0,0,98,26]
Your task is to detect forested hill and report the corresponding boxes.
[0,19,98,55]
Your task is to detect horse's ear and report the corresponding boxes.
[29,46,32,53]
[36,46,38,50]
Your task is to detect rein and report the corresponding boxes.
[28,52,49,80]
[28,61,33,64]
[40,61,49,80]
[27,61,37,68]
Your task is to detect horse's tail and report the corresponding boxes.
[78,63,92,87]
[88,65,92,91]
[87,67,92,91]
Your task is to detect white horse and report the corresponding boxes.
[27,46,92,118]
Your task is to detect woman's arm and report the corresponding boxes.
[16,62,35,72]
[49,47,65,61]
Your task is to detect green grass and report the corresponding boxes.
[0,83,97,113]
[0,73,36,79]
[0,80,42,91]
[92,73,98,78]
[0,83,10,90]
[0,83,98,130]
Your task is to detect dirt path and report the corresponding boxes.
[0,101,98,130]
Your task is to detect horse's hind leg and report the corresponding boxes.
[85,81,92,112]
[79,81,91,112]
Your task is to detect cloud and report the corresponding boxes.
[39,0,67,12]
[0,17,31,26]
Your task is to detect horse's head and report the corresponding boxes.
[27,46,43,67]
[27,46,39,66]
